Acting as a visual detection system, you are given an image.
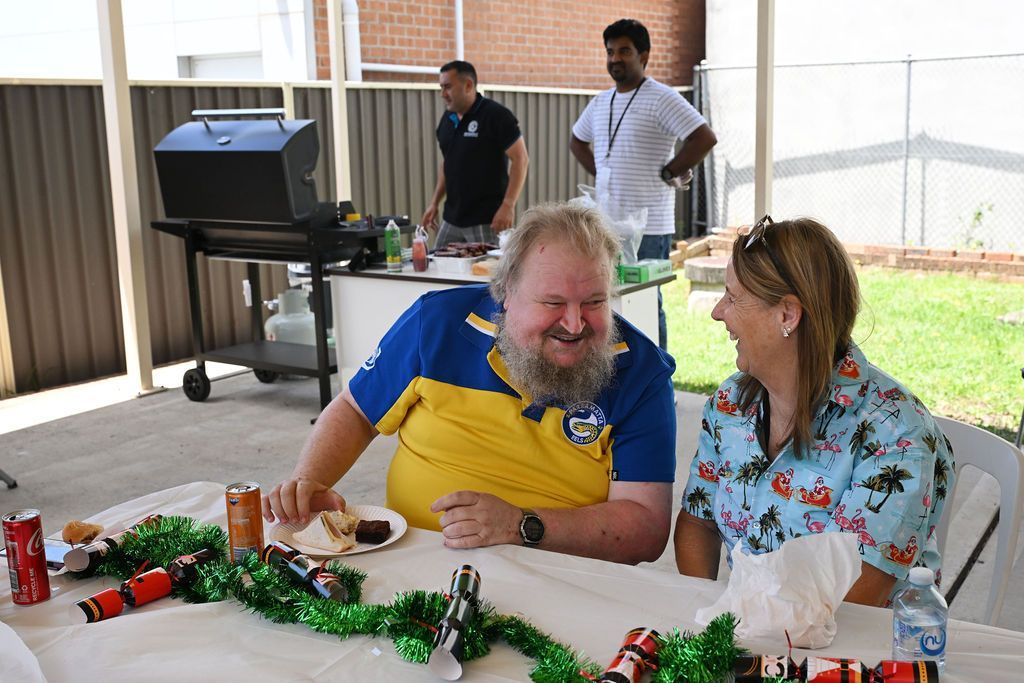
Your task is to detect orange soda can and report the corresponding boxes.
[225,482,265,564]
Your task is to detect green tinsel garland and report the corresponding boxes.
[74,515,742,683]
[653,614,745,683]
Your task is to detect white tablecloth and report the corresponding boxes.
[2,482,1021,682]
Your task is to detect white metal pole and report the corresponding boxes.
[753,0,775,220]
[455,0,464,60]
[0,255,15,398]
[328,0,354,201]
[342,0,363,82]
[96,0,156,395]
[900,54,913,245]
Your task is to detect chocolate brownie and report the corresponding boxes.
[355,520,391,544]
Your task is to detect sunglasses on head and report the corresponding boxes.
[743,214,798,294]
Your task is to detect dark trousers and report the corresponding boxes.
[637,234,672,350]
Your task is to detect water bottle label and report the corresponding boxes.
[920,626,946,657]
[894,619,946,658]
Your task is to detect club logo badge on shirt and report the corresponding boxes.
[361,346,382,371]
[562,401,606,446]
[464,120,479,138]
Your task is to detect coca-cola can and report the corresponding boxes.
[3,509,52,605]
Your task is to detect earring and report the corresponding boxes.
[782,326,791,338]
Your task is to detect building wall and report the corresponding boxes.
[0,0,312,80]
[313,0,705,88]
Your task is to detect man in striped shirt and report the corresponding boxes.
[571,18,717,351]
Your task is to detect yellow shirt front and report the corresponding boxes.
[347,286,676,531]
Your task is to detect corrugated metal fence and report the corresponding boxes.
[0,79,692,395]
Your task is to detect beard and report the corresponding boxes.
[493,311,619,406]
[608,64,627,82]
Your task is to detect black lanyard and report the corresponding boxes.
[606,78,646,159]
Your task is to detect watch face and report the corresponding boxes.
[521,514,544,544]
[661,167,674,182]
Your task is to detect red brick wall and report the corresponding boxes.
[313,0,705,88]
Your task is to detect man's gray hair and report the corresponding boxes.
[489,203,620,303]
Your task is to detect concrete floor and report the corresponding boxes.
[1,370,1021,631]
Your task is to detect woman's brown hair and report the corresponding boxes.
[731,217,860,456]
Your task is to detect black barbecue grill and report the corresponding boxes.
[151,108,406,410]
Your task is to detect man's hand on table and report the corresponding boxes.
[431,490,522,549]
[262,477,346,525]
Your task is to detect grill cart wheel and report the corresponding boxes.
[253,369,279,384]
[182,368,211,402]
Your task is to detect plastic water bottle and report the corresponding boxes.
[385,219,402,273]
[892,567,947,671]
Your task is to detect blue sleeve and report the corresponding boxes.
[347,297,423,429]
[610,371,676,483]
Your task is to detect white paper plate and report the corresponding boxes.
[486,248,502,257]
[269,505,407,558]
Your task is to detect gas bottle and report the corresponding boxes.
[265,288,315,345]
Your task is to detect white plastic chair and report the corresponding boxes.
[934,416,1024,625]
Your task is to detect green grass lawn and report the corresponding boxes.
[664,267,1024,441]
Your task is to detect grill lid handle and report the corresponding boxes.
[192,108,287,131]
[191,108,286,119]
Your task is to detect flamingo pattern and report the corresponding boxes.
[683,344,955,601]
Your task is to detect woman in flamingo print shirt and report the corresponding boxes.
[675,216,955,606]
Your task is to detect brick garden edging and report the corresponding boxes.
[671,231,1024,284]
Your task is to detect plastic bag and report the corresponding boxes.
[570,184,647,264]
[695,532,862,649]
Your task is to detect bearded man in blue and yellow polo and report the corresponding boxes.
[263,203,676,564]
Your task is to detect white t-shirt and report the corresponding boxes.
[572,77,706,235]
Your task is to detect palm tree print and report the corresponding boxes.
[757,504,784,551]
[932,484,947,514]
[749,453,771,478]
[733,462,760,510]
[746,534,767,552]
[859,474,884,509]
[866,464,914,513]
[932,456,950,513]
[850,420,876,456]
[686,486,712,515]
[815,402,844,440]
[702,418,724,455]
[922,432,938,454]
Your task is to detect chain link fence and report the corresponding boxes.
[693,54,1024,251]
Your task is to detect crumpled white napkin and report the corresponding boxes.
[695,531,862,649]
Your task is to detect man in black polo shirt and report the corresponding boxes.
[421,61,529,246]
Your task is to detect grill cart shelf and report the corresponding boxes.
[150,107,411,411]
[151,216,393,410]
